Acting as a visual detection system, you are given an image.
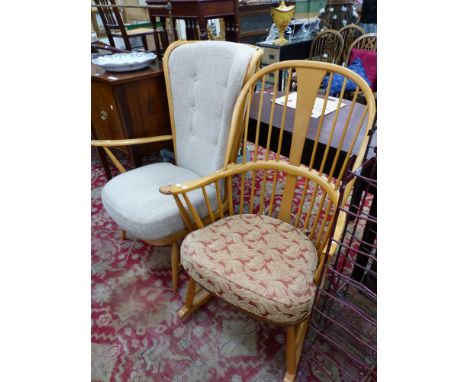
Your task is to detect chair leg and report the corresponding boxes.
[120,230,126,240]
[171,242,180,293]
[284,326,297,382]
[284,318,309,382]
[178,277,212,319]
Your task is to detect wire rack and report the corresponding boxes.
[308,152,377,381]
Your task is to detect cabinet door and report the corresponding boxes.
[114,76,172,158]
[91,81,127,141]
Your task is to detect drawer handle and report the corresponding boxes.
[269,54,275,59]
[100,111,108,120]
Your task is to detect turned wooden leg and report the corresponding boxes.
[120,230,126,240]
[171,242,180,293]
[178,277,212,319]
[284,318,309,382]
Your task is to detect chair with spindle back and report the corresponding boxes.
[343,33,377,101]
[94,0,166,58]
[343,32,377,66]
[309,29,344,64]
[339,24,365,65]
[161,60,376,382]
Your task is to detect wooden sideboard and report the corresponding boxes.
[91,60,172,179]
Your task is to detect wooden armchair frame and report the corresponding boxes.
[160,60,376,381]
[91,41,263,291]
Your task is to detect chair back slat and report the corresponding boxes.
[278,66,326,221]
[163,41,263,177]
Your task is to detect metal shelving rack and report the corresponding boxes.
[309,153,377,381]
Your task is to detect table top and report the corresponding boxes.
[256,37,313,49]
[91,60,164,85]
[250,89,369,156]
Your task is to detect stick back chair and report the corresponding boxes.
[308,29,344,64]
[338,23,365,65]
[343,33,377,67]
[161,60,376,381]
[91,41,263,292]
[94,0,166,57]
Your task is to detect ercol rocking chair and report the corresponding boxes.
[91,41,263,292]
[161,61,376,381]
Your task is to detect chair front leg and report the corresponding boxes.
[284,318,310,382]
[178,277,212,319]
[285,325,297,382]
[171,242,180,292]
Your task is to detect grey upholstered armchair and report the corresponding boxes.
[92,41,263,291]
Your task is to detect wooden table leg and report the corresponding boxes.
[197,15,208,40]
[95,146,113,180]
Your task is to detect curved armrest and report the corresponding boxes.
[159,168,227,195]
[91,135,173,147]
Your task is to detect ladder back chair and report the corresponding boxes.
[338,23,365,65]
[94,0,167,57]
[308,29,344,64]
[91,41,263,292]
[161,60,376,381]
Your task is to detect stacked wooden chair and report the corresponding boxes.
[161,61,376,381]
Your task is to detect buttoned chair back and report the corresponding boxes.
[164,41,262,177]
[309,29,344,64]
[338,24,365,65]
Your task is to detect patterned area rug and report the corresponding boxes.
[91,149,370,382]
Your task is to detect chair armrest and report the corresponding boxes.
[159,168,228,196]
[91,135,173,175]
[91,135,173,147]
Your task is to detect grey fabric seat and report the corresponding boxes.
[100,41,258,242]
[102,163,218,241]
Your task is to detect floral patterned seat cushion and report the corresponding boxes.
[181,214,318,324]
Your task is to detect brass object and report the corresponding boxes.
[271,0,295,46]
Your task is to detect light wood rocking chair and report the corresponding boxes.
[161,60,376,381]
[91,41,263,292]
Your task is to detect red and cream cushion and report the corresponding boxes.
[180,214,318,324]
